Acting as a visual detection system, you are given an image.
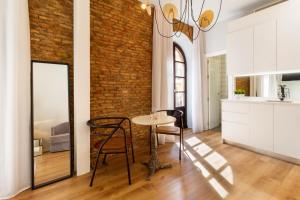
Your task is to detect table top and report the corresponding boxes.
[132,114,176,126]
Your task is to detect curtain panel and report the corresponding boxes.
[0,0,31,198]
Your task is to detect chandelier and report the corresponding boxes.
[141,0,223,41]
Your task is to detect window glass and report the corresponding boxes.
[175,78,185,92]
[175,63,185,77]
[175,93,185,107]
[175,49,184,62]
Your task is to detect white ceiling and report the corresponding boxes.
[152,0,277,23]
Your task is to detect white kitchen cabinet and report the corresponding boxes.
[277,10,300,72]
[250,104,274,152]
[254,21,277,73]
[222,121,250,146]
[227,28,253,75]
[222,102,250,145]
[274,104,300,159]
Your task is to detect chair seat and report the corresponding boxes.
[94,137,132,151]
[156,126,180,135]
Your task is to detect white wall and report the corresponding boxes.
[204,20,228,57]
[74,0,90,176]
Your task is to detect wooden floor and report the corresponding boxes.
[14,130,300,200]
[34,151,70,185]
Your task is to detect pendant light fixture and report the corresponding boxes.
[140,0,223,41]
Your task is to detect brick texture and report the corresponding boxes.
[173,19,194,41]
[29,0,74,150]
[236,77,250,96]
[90,0,153,164]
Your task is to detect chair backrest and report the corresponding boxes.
[157,110,184,129]
[51,122,70,136]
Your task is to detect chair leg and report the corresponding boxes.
[179,133,182,161]
[102,154,107,165]
[124,142,132,185]
[131,144,135,164]
[149,126,152,155]
[182,129,185,150]
[90,146,103,187]
[156,133,159,146]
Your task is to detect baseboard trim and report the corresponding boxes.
[223,139,300,165]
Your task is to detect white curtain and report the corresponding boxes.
[190,31,206,132]
[152,6,174,143]
[152,6,174,112]
[0,0,31,199]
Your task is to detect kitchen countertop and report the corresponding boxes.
[222,97,300,105]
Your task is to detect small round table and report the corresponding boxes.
[132,113,176,180]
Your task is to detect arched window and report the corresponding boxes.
[173,43,187,127]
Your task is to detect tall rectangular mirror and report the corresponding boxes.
[31,61,73,189]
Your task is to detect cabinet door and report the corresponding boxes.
[222,121,250,145]
[227,28,254,75]
[277,12,300,72]
[250,104,274,152]
[274,105,300,159]
[254,21,277,73]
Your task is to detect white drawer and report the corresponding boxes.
[222,102,250,114]
[222,111,249,124]
[222,121,250,145]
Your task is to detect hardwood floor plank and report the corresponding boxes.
[13,130,300,200]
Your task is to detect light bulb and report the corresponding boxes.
[141,3,147,10]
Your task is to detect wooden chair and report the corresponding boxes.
[155,110,184,160]
[87,117,135,186]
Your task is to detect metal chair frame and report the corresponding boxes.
[87,117,135,186]
[151,110,184,160]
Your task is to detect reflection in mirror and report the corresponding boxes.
[234,73,300,100]
[32,61,72,188]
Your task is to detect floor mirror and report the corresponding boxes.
[31,61,74,189]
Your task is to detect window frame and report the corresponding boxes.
[173,42,187,127]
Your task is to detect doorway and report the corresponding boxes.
[173,43,187,127]
[208,55,227,130]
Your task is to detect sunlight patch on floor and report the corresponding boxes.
[183,150,196,162]
[181,134,234,198]
[194,161,210,178]
[209,178,229,199]
[185,137,202,147]
[193,143,212,157]
[220,166,234,185]
[204,152,227,171]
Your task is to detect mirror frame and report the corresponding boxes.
[30,60,74,189]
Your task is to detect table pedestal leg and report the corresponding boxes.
[142,125,172,180]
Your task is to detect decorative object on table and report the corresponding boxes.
[234,89,246,98]
[155,110,184,160]
[87,117,135,186]
[139,0,223,40]
[132,114,176,180]
[33,138,43,157]
[277,84,290,101]
[50,122,70,153]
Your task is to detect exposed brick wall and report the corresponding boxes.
[90,0,153,164]
[173,19,194,42]
[29,0,74,146]
[236,77,250,96]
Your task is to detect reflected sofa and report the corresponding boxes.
[49,122,70,152]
